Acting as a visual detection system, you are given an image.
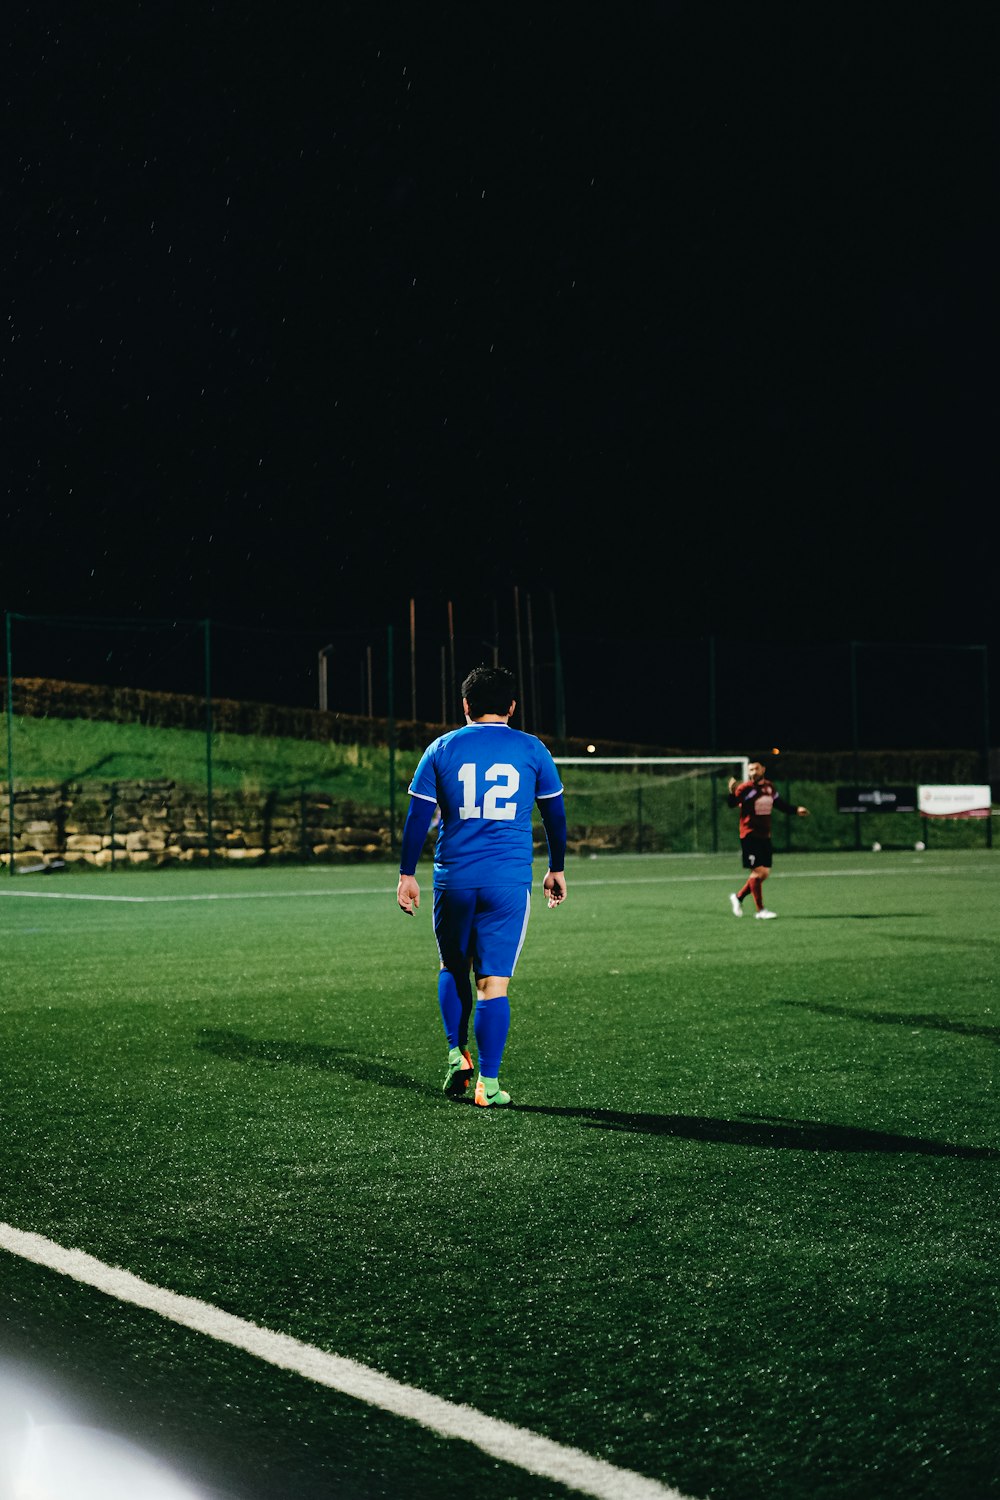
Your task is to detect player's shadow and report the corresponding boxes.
[782,999,1000,1044]
[196,1029,997,1158]
[512,1106,998,1156]
[195,1028,429,1095]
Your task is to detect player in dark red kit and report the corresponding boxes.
[727,759,809,919]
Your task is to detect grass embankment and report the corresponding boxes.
[1,714,992,852]
[1,714,401,802]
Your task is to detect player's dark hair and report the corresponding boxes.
[462,664,517,718]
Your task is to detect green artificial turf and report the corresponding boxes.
[0,851,997,1499]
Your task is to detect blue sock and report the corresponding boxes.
[473,995,510,1078]
[438,971,474,1049]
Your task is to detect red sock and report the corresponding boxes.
[748,875,764,911]
[737,878,754,904]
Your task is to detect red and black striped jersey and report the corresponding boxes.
[728,779,796,840]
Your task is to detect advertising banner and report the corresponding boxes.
[917,785,991,819]
[837,786,917,814]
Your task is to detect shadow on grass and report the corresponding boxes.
[196,1029,998,1157]
[67,753,118,779]
[783,999,1000,1044]
[512,1107,999,1156]
[196,1028,426,1093]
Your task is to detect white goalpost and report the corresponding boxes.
[552,754,750,855]
[554,755,750,775]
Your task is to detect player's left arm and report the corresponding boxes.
[773,790,809,817]
[537,791,567,907]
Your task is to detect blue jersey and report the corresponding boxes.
[407,722,563,888]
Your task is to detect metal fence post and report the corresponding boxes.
[5,611,14,876]
[850,640,862,851]
[711,771,719,853]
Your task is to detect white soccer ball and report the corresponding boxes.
[914,840,926,851]
[871,842,881,852]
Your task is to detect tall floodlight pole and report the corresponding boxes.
[447,601,456,723]
[409,598,417,722]
[526,592,539,735]
[387,623,397,851]
[708,633,718,751]
[549,590,566,745]
[318,643,333,712]
[513,585,525,727]
[204,618,214,867]
[491,596,500,666]
[5,611,15,876]
[366,644,373,717]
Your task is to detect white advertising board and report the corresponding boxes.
[917,785,991,819]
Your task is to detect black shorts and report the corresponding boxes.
[741,836,773,870]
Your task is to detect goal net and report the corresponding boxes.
[552,755,750,856]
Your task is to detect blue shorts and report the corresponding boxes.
[433,885,531,979]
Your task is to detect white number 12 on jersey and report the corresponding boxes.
[458,762,520,820]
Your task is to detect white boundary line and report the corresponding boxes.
[558,864,998,885]
[0,885,394,903]
[0,863,995,903]
[0,1222,691,1500]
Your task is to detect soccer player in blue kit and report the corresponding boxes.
[396,665,568,1107]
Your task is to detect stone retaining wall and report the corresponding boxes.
[0,781,393,869]
[1,780,599,869]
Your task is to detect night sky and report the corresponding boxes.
[5,6,996,750]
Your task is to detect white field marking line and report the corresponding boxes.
[0,885,396,903]
[0,864,995,902]
[0,1223,692,1500]
[569,864,998,886]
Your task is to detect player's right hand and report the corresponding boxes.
[543,870,567,908]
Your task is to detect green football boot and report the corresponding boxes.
[474,1076,512,1108]
[443,1047,474,1098]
